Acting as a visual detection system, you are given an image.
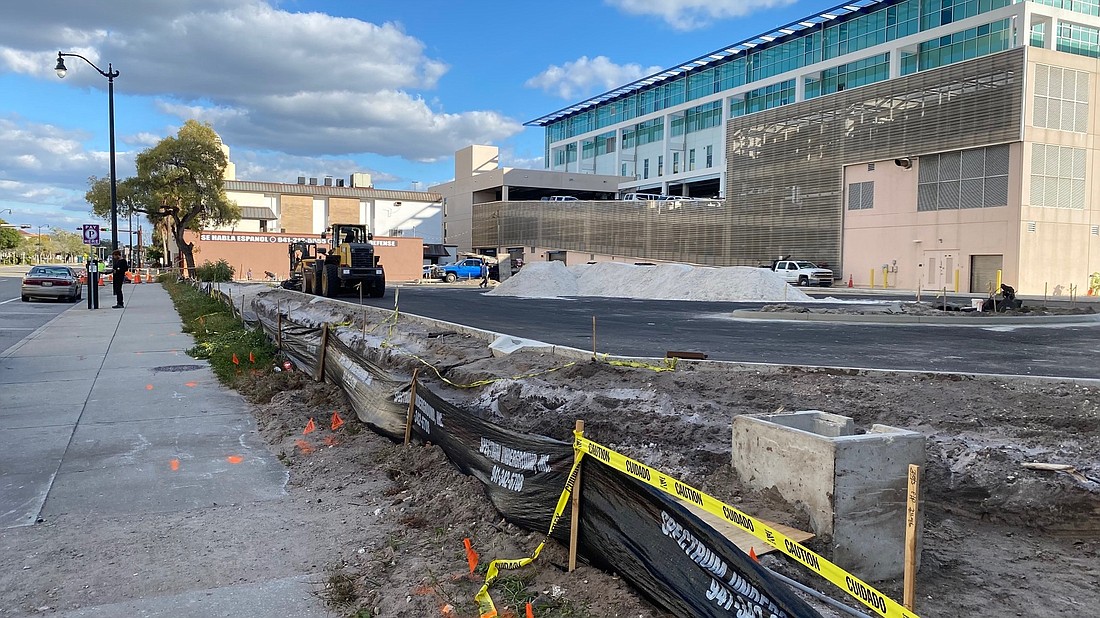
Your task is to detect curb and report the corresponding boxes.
[730,308,1100,326]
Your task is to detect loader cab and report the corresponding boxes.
[325,224,373,246]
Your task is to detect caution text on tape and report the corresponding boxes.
[575,435,919,618]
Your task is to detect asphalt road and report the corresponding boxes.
[0,266,85,356]
[354,284,1100,380]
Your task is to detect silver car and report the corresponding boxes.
[21,265,84,302]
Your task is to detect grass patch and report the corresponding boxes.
[162,279,277,385]
[491,573,592,618]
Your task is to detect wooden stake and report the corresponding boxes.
[315,323,329,382]
[591,317,596,358]
[568,419,584,572]
[276,304,283,350]
[903,464,921,611]
[404,368,419,445]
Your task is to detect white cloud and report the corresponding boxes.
[0,117,113,186]
[606,0,797,31]
[525,56,664,100]
[229,150,400,187]
[0,1,523,161]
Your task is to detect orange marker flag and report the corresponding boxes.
[331,411,344,431]
[749,547,758,562]
[303,417,316,434]
[248,351,255,364]
[232,352,239,365]
[526,603,534,618]
[463,537,479,573]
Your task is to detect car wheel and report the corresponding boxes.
[798,276,809,286]
[21,295,29,302]
[444,272,457,283]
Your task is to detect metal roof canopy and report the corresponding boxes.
[526,0,886,127]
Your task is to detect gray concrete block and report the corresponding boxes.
[732,410,924,581]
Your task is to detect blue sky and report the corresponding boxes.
[0,0,830,234]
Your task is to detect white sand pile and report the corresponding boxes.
[487,261,813,302]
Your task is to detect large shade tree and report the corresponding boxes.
[87,120,238,273]
[0,219,21,253]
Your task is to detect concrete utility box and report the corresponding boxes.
[731,410,924,581]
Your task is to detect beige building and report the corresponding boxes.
[430,145,627,256]
[437,2,1100,295]
[189,143,442,282]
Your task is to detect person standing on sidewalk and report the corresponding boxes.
[111,249,129,308]
[479,262,489,288]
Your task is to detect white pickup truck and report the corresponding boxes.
[773,260,834,287]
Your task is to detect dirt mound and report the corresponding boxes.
[490,261,812,302]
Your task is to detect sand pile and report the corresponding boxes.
[487,261,812,301]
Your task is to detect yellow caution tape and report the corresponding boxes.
[475,449,585,617]
[595,353,678,372]
[574,436,920,618]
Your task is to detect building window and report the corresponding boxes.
[805,53,890,99]
[847,181,875,210]
[622,163,628,177]
[1032,0,1100,20]
[672,152,680,174]
[1033,64,1089,133]
[705,145,713,168]
[658,155,664,177]
[1031,144,1087,209]
[730,79,795,118]
[259,220,269,232]
[643,158,650,180]
[916,19,1012,72]
[1056,21,1100,56]
[689,149,696,171]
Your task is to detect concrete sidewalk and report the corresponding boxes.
[0,283,335,616]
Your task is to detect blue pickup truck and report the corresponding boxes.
[437,258,487,283]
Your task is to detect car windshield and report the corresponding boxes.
[29,267,72,278]
[796,261,818,269]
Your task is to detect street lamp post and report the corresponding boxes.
[55,51,119,252]
[37,224,46,263]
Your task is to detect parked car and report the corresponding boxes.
[22,265,84,302]
[436,258,490,283]
[771,259,834,287]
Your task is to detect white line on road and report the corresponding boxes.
[0,297,20,305]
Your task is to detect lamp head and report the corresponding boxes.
[55,53,67,79]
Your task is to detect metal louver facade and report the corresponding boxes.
[477,49,1025,267]
[724,48,1024,268]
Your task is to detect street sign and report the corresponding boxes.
[82,224,101,246]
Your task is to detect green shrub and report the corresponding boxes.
[194,258,235,282]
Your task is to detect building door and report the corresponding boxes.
[923,251,955,291]
[970,255,1003,294]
